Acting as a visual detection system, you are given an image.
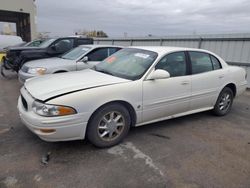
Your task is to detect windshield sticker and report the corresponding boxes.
[106,56,116,63]
[134,53,150,59]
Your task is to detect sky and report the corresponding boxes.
[2,0,250,37]
[35,0,250,37]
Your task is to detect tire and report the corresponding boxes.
[213,87,234,116]
[87,103,131,148]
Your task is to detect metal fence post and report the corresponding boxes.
[160,38,163,46]
[198,37,203,49]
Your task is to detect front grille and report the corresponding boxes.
[6,51,18,62]
[21,95,28,111]
[21,65,29,73]
[6,51,13,59]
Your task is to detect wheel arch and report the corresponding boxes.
[53,70,68,74]
[87,100,137,128]
[224,83,236,97]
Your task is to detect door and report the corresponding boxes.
[142,51,191,123]
[188,51,224,110]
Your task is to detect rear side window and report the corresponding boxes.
[87,48,108,61]
[189,52,213,74]
[77,38,93,45]
[155,52,187,77]
[210,55,221,70]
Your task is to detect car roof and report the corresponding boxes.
[79,44,123,49]
[129,46,213,56]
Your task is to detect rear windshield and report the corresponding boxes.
[39,39,56,48]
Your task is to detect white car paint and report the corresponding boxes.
[18,46,247,142]
[0,35,23,49]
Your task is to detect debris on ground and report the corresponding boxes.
[3,176,18,187]
[41,152,51,165]
[0,127,13,134]
[150,133,170,140]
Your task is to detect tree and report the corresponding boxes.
[75,29,108,38]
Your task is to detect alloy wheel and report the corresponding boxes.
[97,111,125,141]
[218,92,232,112]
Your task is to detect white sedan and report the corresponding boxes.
[18,47,247,147]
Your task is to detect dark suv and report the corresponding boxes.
[4,36,93,71]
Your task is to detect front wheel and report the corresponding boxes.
[87,103,131,148]
[213,87,234,116]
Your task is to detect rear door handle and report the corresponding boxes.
[181,81,190,85]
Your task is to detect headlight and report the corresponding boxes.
[27,67,47,75]
[32,100,77,117]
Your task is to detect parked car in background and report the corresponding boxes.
[0,51,5,63]
[3,36,93,72]
[1,39,46,63]
[18,45,122,83]
[0,35,24,49]
[18,47,247,147]
[0,35,24,63]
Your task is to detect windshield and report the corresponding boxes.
[95,48,158,80]
[61,46,91,60]
[39,38,56,48]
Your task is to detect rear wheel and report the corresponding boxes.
[213,87,234,116]
[87,103,131,148]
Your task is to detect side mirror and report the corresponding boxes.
[147,69,170,80]
[82,56,88,63]
[51,45,56,50]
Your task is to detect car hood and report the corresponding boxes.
[24,69,130,101]
[25,57,74,68]
[7,46,44,52]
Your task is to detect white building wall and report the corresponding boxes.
[0,0,37,40]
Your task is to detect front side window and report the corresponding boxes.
[155,52,187,77]
[189,52,213,74]
[95,48,158,80]
[87,48,108,61]
[108,47,121,56]
[61,46,91,60]
[54,39,74,53]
